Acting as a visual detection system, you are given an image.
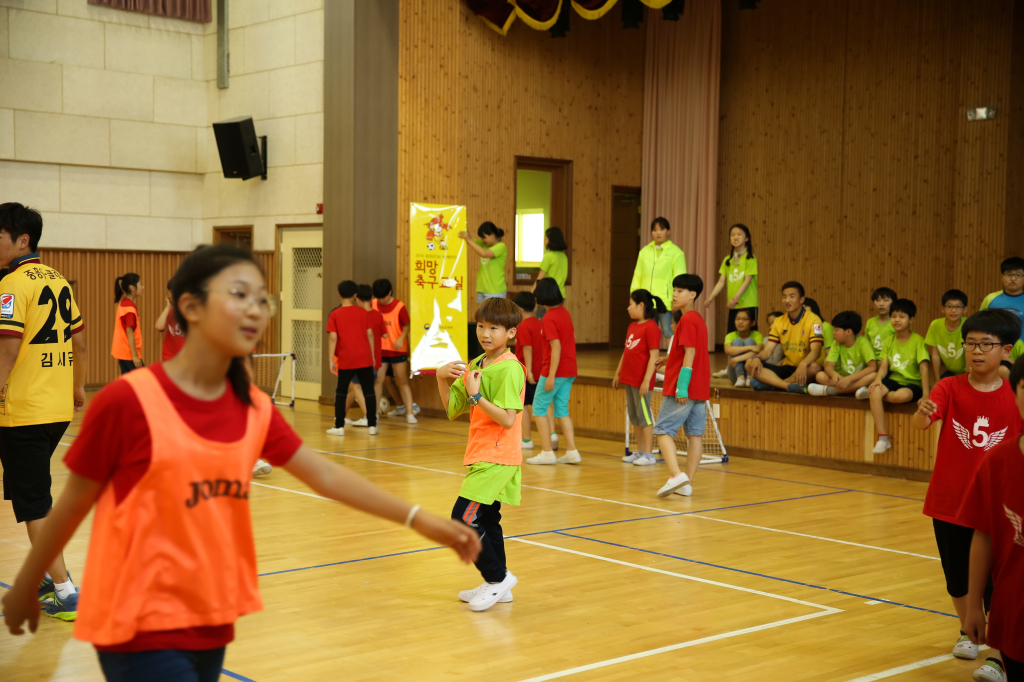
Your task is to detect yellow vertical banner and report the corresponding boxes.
[408,203,468,374]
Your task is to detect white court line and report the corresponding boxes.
[509,537,840,682]
[250,481,331,501]
[314,449,937,557]
[686,515,940,561]
[843,647,988,682]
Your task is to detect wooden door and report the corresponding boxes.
[609,188,642,347]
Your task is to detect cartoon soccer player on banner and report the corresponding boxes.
[426,214,450,251]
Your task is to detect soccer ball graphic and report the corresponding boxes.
[427,242,436,251]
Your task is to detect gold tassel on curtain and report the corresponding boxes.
[466,0,673,35]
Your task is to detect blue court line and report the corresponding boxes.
[694,466,928,502]
[553,531,957,619]
[256,489,851,578]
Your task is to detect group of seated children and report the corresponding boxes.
[324,278,421,436]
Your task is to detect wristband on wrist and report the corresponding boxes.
[677,367,692,398]
[405,504,421,528]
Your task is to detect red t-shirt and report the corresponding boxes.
[64,363,303,653]
[957,438,1024,661]
[925,374,1023,524]
[620,320,661,389]
[540,306,577,378]
[663,310,710,401]
[326,305,373,370]
[161,309,186,362]
[514,316,544,381]
[119,298,138,332]
[377,299,410,357]
[367,308,385,370]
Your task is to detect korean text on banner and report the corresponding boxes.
[409,203,468,374]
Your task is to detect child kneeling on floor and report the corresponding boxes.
[436,297,526,612]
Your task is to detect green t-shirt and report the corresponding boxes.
[1012,340,1024,362]
[539,250,569,298]
[865,316,895,354]
[723,330,764,346]
[826,335,876,377]
[718,253,758,309]
[474,239,507,294]
[881,332,929,386]
[447,353,525,420]
[821,322,835,352]
[924,317,966,375]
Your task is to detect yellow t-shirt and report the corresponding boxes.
[0,257,85,426]
[768,309,824,367]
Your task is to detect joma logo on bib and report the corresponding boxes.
[185,479,250,508]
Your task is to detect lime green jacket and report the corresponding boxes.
[630,239,687,308]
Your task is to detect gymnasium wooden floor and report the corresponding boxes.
[1,393,982,681]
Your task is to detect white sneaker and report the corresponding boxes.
[734,377,745,387]
[741,376,751,387]
[369,426,379,435]
[673,484,693,496]
[633,453,657,466]
[526,451,557,465]
[252,459,272,477]
[855,386,870,400]
[872,438,892,455]
[657,472,690,497]
[413,403,421,416]
[326,427,345,436]
[406,414,418,424]
[807,383,828,397]
[469,571,517,612]
[522,440,535,450]
[557,450,581,464]
[394,405,407,416]
[550,433,559,450]
[713,369,729,378]
[953,634,979,660]
[622,452,641,463]
[459,582,513,604]
[973,658,1006,682]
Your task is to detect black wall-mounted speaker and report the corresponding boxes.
[212,116,266,181]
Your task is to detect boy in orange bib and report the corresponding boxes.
[437,298,525,612]
[2,246,480,681]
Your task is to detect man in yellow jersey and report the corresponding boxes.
[0,203,88,621]
[745,281,823,393]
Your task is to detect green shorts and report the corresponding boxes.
[459,462,522,506]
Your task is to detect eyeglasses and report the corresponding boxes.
[1003,272,1024,280]
[943,304,965,311]
[962,342,1003,352]
[206,288,278,317]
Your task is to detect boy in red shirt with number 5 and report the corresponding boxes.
[326,280,377,437]
[913,310,1023,682]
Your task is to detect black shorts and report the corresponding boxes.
[382,355,407,378]
[0,422,70,523]
[932,518,992,607]
[763,363,797,381]
[881,377,923,402]
[524,382,537,407]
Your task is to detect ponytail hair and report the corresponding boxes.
[630,289,667,320]
[114,272,140,303]
[171,244,264,406]
[477,221,505,240]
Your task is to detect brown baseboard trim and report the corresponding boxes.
[319,395,335,406]
[577,342,611,351]
[724,445,932,482]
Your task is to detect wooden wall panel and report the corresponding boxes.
[397,3,645,343]
[716,0,1020,339]
[39,249,279,387]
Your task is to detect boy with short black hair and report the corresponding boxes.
[745,281,823,394]
[326,280,377,437]
[913,310,1023,682]
[372,278,418,423]
[866,298,930,454]
[653,274,710,499]
[980,257,1024,343]
[343,285,386,427]
[436,297,525,612]
[512,291,542,449]
[961,354,1024,682]
[866,287,898,353]
[808,311,878,397]
[926,289,969,383]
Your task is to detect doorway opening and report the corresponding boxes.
[609,187,642,346]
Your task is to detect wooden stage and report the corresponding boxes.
[411,349,937,482]
[1,391,972,682]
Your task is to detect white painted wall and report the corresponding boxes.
[0,0,323,252]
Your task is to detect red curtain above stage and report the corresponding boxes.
[466,0,672,35]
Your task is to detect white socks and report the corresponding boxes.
[55,578,77,599]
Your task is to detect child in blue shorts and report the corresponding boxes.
[525,278,581,465]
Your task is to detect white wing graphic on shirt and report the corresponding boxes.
[985,427,1008,451]
[1006,505,1024,547]
[952,419,973,450]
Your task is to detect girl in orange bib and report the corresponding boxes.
[111,272,145,375]
[3,246,479,682]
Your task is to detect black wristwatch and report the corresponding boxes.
[467,392,483,406]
